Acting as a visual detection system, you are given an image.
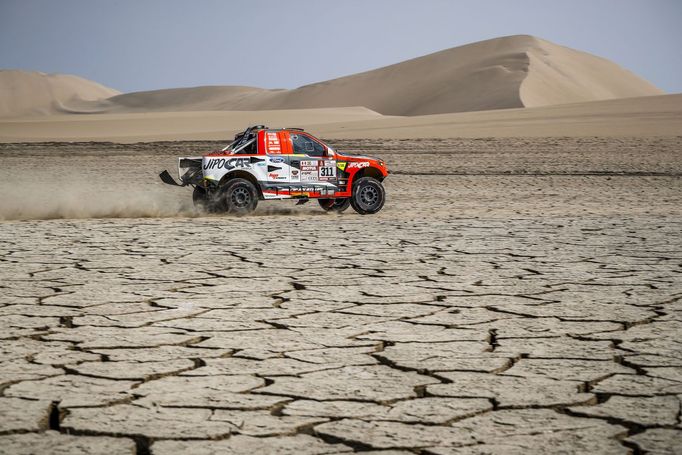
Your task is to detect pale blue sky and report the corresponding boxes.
[1,0,680,93]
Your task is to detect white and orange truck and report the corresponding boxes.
[160,125,388,215]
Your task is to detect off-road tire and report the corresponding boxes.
[220,178,259,215]
[193,186,226,213]
[318,198,351,213]
[193,186,208,208]
[350,177,385,215]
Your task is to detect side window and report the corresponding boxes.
[291,134,325,157]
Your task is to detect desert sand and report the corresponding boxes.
[1,138,681,453]
[1,93,680,142]
[0,106,389,142]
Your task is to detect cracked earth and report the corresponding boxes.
[0,137,681,454]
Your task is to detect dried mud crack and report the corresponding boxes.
[0,137,681,454]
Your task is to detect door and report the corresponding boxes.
[289,132,336,187]
[261,130,291,185]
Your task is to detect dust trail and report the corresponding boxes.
[0,182,332,221]
[0,182,199,221]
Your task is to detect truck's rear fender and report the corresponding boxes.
[218,170,264,200]
[202,155,264,187]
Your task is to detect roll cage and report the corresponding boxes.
[222,125,265,153]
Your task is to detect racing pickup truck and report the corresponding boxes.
[159,125,388,215]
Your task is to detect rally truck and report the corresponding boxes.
[159,125,388,215]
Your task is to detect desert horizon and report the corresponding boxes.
[1,34,680,142]
[1,2,681,454]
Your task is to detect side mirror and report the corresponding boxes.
[326,149,335,158]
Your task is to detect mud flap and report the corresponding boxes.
[159,170,184,186]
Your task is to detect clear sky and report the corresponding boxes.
[1,0,680,94]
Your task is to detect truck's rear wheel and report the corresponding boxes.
[221,178,258,215]
[193,186,227,213]
[318,198,351,213]
[193,186,208,208]
[350,177,385,215]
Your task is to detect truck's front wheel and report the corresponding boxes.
[350,177,385,215]
[220,178,258,215]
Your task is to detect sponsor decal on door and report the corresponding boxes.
[319,161,336,180]
[265,132,282,154]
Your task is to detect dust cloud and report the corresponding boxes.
[0,151,204,221]
[0,182,198,221]
[0,178,328,221]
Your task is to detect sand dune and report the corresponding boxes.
[520,42,662,106]
[68,85,279,114]
[97,36,662,116]
[1,94,679,142]
[4,35,661,119]
[0,70,119,117]
[268,35,663,115]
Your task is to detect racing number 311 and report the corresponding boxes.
[320,165,335,177]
